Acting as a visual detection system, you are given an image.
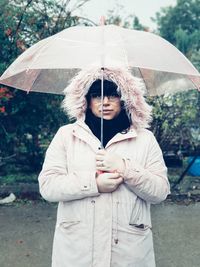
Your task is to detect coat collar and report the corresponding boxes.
[105,128,137,147]
[72,120,100,152]
[72,119,137,150]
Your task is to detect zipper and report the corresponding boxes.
[91,199,96,267]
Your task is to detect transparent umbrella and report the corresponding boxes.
[0,24,200,95]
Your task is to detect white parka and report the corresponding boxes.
[38,68,170,267]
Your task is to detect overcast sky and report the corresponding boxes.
[73,0,177,30]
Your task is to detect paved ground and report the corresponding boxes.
[0,200,200,267]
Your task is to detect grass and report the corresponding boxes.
[0,172,38,185]
[168,167,200,194]
[1,166,199,195]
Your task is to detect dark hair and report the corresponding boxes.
[86,79,120,104]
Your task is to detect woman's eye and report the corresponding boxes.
[91,94,100,98]
[109,94,119,99]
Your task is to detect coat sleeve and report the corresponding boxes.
[38,127,100,202]
[123,132,170,204]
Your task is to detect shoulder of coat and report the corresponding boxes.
[136,128,155,140]
[58,123,77,135]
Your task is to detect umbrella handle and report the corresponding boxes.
[100,16,106,25]
[97,170,104,175]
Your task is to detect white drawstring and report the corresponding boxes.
[91,200,96,266]
[114,200,119,244]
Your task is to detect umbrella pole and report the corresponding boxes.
[100,67,104,149]
[100,18,105,149]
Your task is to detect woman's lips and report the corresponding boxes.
[100,109,113,113]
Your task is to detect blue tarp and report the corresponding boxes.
[188,156,200,176]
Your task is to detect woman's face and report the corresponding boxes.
[89,95,121,120]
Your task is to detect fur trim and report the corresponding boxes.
[62,68,152,129]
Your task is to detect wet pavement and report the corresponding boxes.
[0,200,200,267]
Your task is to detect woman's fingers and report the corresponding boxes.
[96,149,106,155]
[96,171,123,193]
[98,172,121,179]
[95,154,104,161]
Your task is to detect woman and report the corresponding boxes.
[38,68,170,267]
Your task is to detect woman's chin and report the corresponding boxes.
[102,115,114,120]
[95,112,117,120]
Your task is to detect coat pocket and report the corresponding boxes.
[59,220,81,228]
[113,200,149,237]
[56,220,81,234]
[129,197,152,231]
[128,222,151,235]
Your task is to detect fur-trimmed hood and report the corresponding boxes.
[62,68,152,129]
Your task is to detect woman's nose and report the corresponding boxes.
[103,96,109,104]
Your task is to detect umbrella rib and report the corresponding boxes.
[26,39,54,71]
[138,68,150,96]
[27,69,41,93]
[188,76,200,91]
[114,29,129,68]
[55,37,99,47]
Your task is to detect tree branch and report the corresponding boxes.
[70,0,91,13]
[14,0,34,37]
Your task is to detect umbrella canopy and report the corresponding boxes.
[0,24,200,95]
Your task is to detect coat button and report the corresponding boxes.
[82,185,89,190]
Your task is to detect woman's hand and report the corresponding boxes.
[96,172,123,193]
[96,149,125,174]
